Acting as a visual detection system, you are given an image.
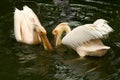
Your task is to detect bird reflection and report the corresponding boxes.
[53,0,73,21]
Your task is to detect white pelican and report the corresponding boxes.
[14,6,52,50]
[52,19,113,57]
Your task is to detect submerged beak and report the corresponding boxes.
[33,24,53,50]
[41,34,53,50]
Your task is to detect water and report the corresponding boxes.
[0,0,120,80]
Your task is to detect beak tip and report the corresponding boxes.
[42,35,53,51]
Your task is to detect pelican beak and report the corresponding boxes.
[52,30,58,47]
[54,34,57,47]
[41,34,53,50]
[53,34,61,47]
[33,24,53,50]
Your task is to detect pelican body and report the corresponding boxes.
[52,19,113,57]
[14,6,52,50]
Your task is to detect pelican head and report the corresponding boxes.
[52,22,71,47]
[33,24,53,50]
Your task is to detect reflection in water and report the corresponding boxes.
[0,0,120,80]
[53,0,73,21]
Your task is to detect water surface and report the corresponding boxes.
[0,0,120,80]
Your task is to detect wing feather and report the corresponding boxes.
[20,12,34,43]
[62,21,113,49]
[14,6,42,44]
[14,8,22,41]
[23,6,46,32]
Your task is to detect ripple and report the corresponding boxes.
[0,1,120,80]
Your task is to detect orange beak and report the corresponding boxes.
[54,35,57,47]
[41,34,53,50]
[33,24,53,50]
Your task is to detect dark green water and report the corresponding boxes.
[0,0,120,80]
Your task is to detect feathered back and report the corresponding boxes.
[14,6,42,44]
[14,8,22,41]
[93,19,113,35]
[62,19,113,49]
[23,6,46,33]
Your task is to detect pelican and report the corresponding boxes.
[52,19,113,57]
[14,6,52,50]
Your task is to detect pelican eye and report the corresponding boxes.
[40,31,46,35]
[33,28,36,32]
[33,25,40,32]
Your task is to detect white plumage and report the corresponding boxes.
[14,6,52,50]
[61,19,113,57]
[14,6,42,44]
[62,19,113,48]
